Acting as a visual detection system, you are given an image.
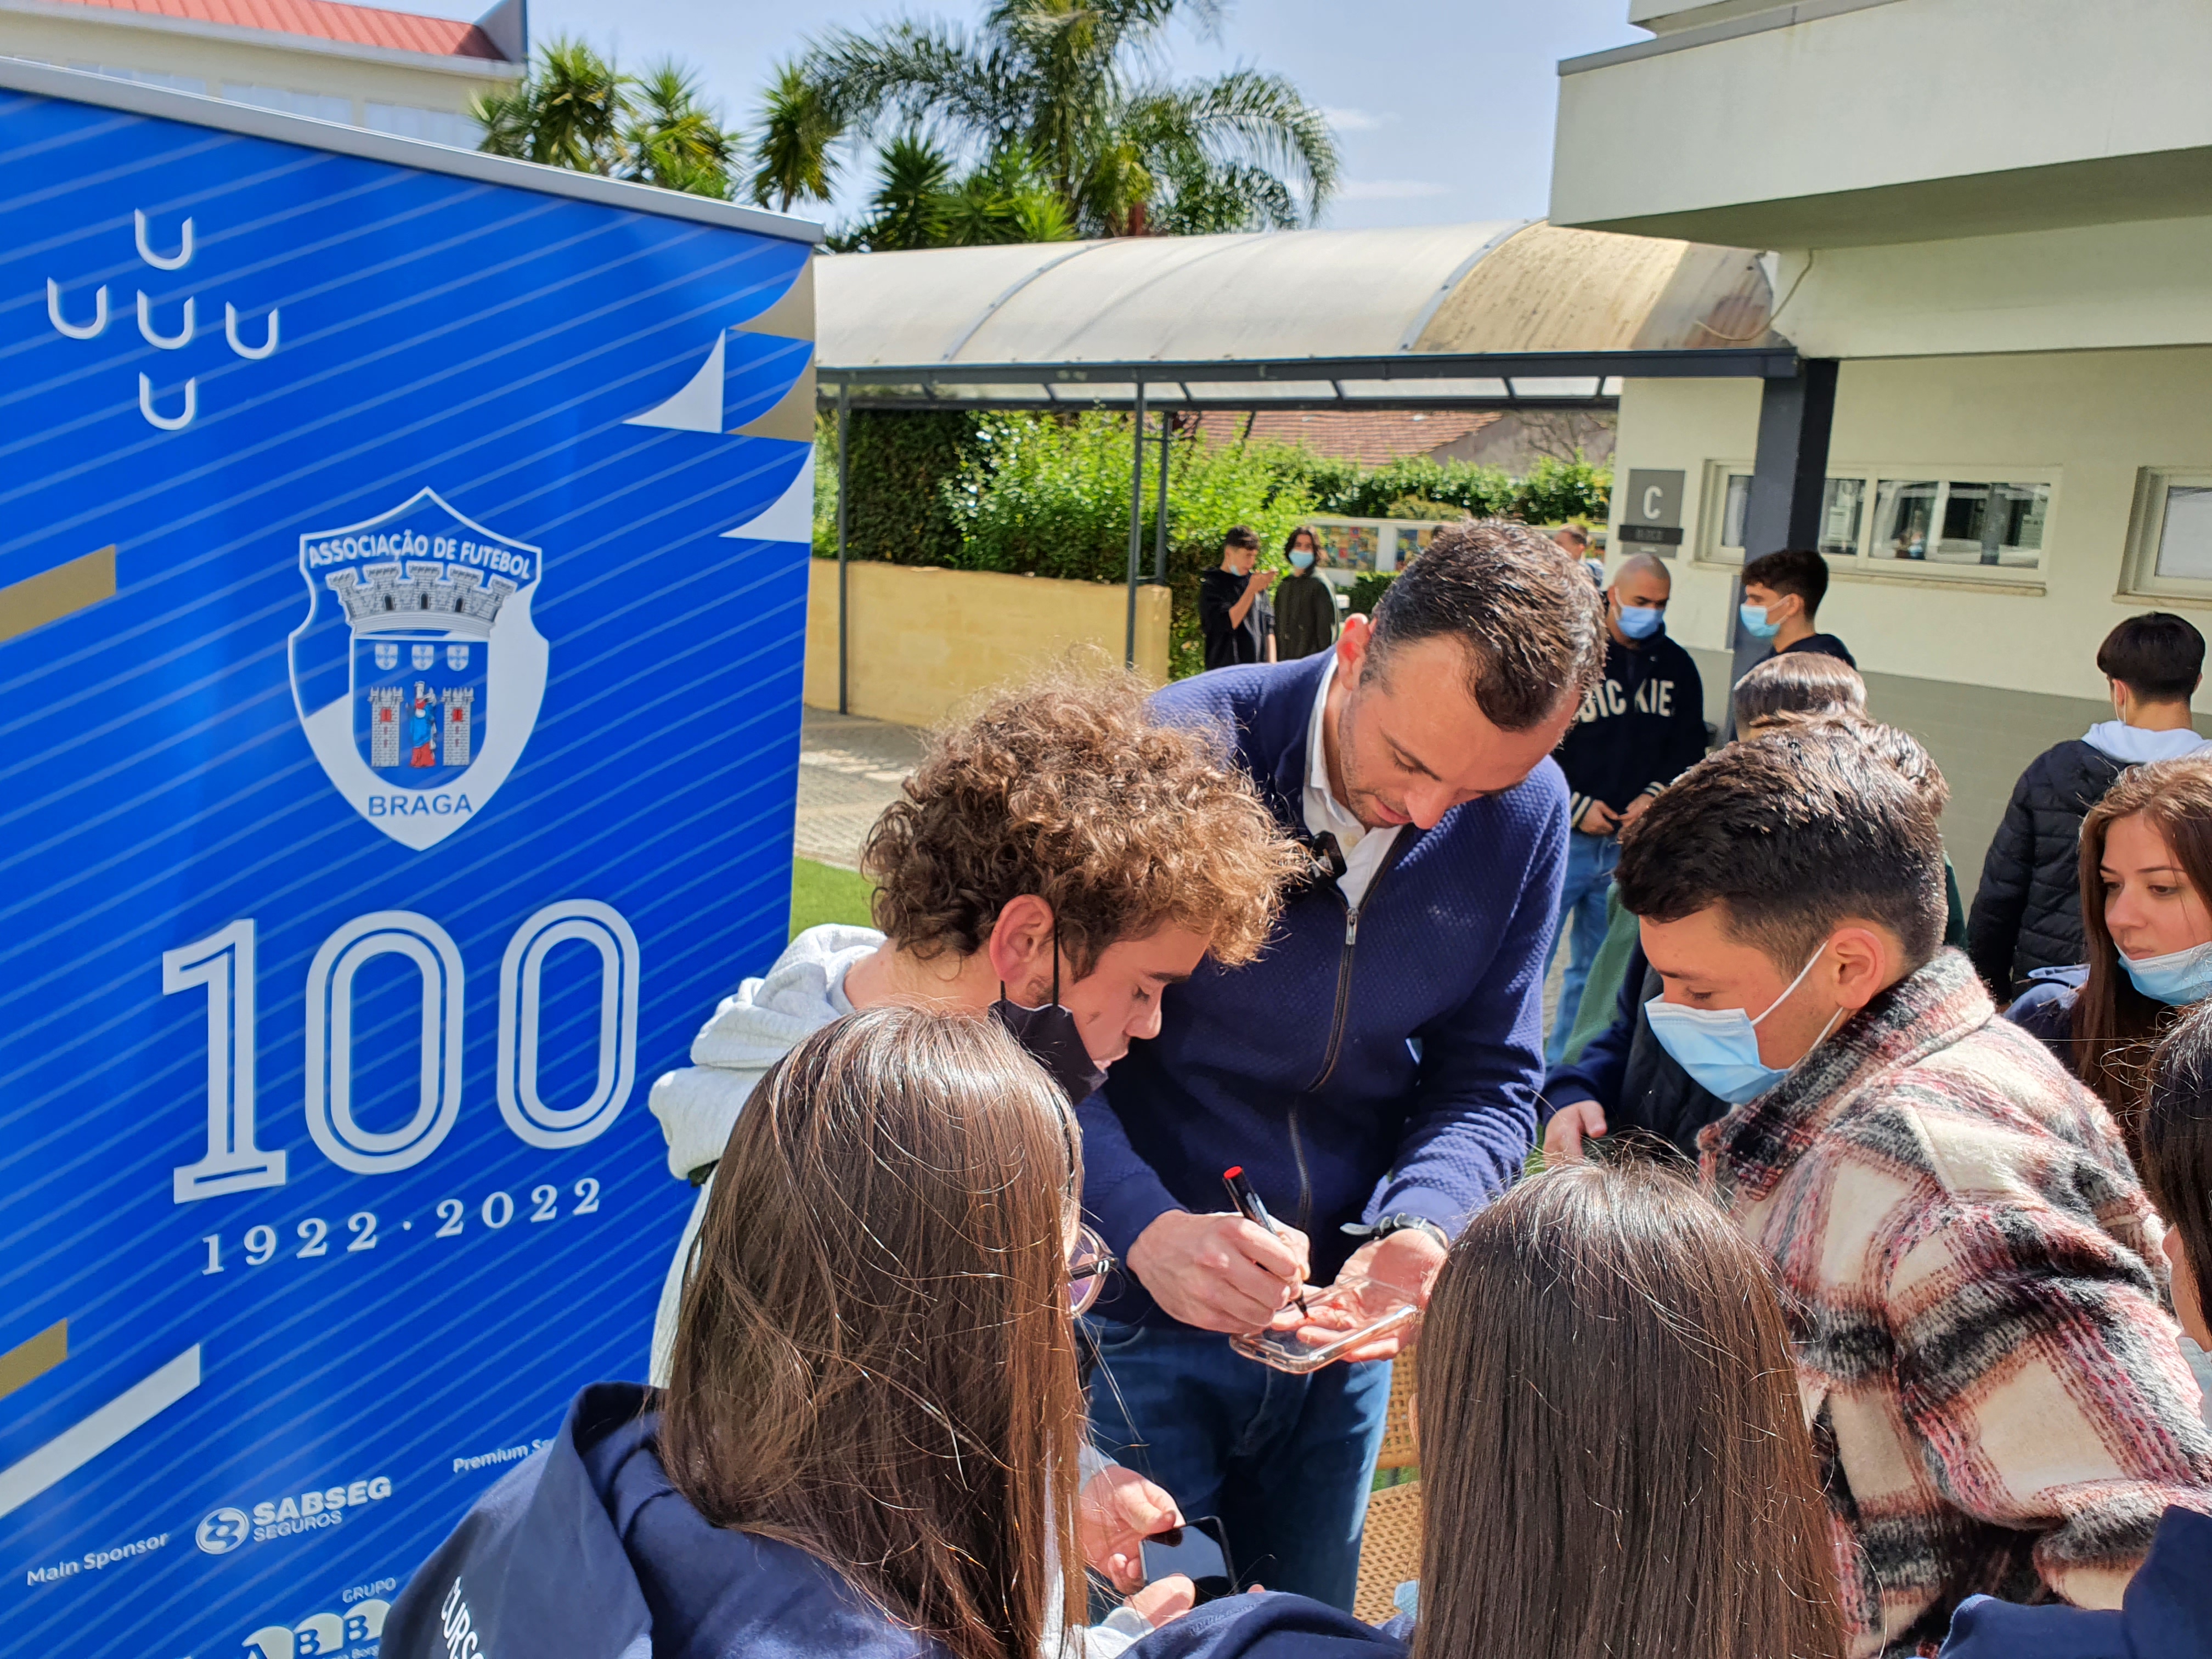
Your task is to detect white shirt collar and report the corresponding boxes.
[1303,652,1364,848]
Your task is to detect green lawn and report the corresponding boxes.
[791,857,876,939]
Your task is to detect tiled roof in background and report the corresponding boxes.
[1190,409,1502,465]
[41,0,507,59]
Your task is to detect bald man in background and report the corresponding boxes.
[1542,554,1708,1063]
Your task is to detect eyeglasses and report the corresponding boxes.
[1068,1225,1116,1317]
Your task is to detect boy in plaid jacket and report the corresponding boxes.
[1615,718,2212,1657]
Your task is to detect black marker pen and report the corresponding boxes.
[1223,1165,1308,1316]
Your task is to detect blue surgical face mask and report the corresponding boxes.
[2120,940,2212,1006]
[1643,945,1839,1107]
[1617,602,1663,641]
[1739,602,1780,640]
[1289,550,1316,571]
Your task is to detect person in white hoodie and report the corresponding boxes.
[1970,612,2209,998]
[648,672,1307,1596]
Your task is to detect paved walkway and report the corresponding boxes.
[795,709,926,870]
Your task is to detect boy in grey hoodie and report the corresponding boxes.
[646,673,1305,1594]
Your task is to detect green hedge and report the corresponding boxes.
[811,410,979,565]
[812,411,1610,678]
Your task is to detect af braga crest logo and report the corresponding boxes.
[287,489,548,850]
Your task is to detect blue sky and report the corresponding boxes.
[427,0,1645,233]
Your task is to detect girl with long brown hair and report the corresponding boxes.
[383,1009,1181,1659]
[2007,755,2212,1147]
[1139,1163,1845,1659]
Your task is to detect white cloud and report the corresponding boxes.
[1320,106,1392,132]
[1337,178,1450,201]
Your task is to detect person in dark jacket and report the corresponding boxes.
[1543,552,1707,1063]
[1273,527,1338,662]
[386,1011,1199,1659]
[1082,522,1605,1610]
[1738,546,1855,668]
[1199,526,1273,670]
[1542,938,1724,1164]
[1940,999,2212,1658]
[1969,612,2208,1000]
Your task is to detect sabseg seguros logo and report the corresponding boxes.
[197,1475,393,1553]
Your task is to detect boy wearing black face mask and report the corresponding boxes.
[641,673,1304,1589]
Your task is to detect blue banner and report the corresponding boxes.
[0,72,817,1658]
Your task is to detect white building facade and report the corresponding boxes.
[1552,0,2212,887]
[0,0,522,149]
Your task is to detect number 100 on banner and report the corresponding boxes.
[167,898,641,1203]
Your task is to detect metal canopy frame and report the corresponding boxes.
[815,347,1802,698]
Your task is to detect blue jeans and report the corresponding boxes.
[1544,830,1621,1065]
[1084,1319,1393,1611]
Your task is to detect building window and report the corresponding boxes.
[365,105,485,150]
[1870,479,2047,567]
[222,84,354,123]
[67,63,208,95]
[1703,462,2051,580]
[2121,471,2212,601]
[1709,471,1869,562]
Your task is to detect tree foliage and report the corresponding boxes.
[814,411,1611,677]
[749,61,844,211]
[475,40,738,199]
[831,136,1076,251]
[774,0,1338,241]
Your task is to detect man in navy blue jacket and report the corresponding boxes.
[1081,522,1605,1609]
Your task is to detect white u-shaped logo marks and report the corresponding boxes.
[224,303,279,359]
[139,375,196,431]
[137,291,194,349]
[134,209,193,270]
[47,279,108,339]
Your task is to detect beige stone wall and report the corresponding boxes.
[804,560,1172,728]
[0,13,511,120]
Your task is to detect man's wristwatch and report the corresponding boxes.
[1340,1214,1450,1250]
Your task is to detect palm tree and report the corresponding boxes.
[625,63,738,199]
[775,0,1337,239]
[475,40,629,174]
[834,135,1077,250]
[748,62,844,212]
[475,40,740,201]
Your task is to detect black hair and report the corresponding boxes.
[2097,613,2205,703]
[1223,526,1261,552]
[2143,1001,2212,1331]
[1616,720,1945,970]
[1284,526,1318,555]
[1741,549,1829,619]
[1364,520,1606,733]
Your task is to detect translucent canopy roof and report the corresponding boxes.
[814,220,1780,409]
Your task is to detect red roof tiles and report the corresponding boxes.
[45,0,508,60]
[1190,409,1502,465]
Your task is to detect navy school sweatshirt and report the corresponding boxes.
[1553,629,1707,828]
[381,1384,953,1659]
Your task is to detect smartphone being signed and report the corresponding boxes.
[1229,1275,1420,1375]
[1138,1517,1235,1603]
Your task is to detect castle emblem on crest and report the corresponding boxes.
[287,489,549,851]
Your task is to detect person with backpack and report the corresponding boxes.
[1970,612,2208,1000]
